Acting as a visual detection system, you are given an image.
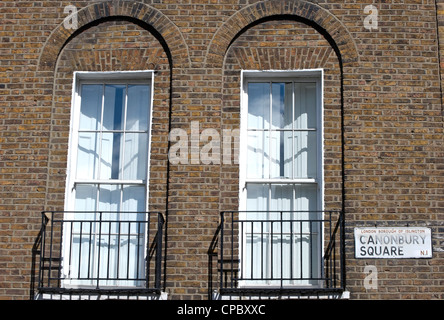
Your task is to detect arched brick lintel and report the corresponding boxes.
[38,0,191,71]
[205,0,359,68]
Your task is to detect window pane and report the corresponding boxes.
[244,234,268,281]
[112,232,144,284]
[246,184,269,233]
[79,84,102,131]
[248,83,270,129]
[122,185,146,230]
[272,233,316,285]
[269,131,292,179]
[294,184,317,212]
[100,132,123,180]
[127,85,150,131]
[103,85,126,131]
[270,184,293,212]
[270,184,293,233]
[122,185,145,212]
[71,232,95,280]
[271,234,293,279]
[247,131,269,179]
[98,184,120,213]
[75,184,97,212]
[123,133,147,180]
[294,83,317,129]
[271,82,292,130]
[122,185,145,282]
[246,183,268,212]
[294,131,317,179]
[76,132,99,179]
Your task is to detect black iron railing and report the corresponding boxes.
[208,211,345,299]
[34,211,165,299]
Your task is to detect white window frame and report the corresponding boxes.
[62,70,154,287]
[65,71,154,211]
[238,69,324,288]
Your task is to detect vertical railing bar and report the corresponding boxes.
[96,212,102,289]
[309,219,313,281]
[319,217,322,285]
[325,212,329,287]
[77,221,82,279]
[325,219,328,285]
[327,212,331,288]
[47,211,55,287]
[340,211,346,289]
[231,211,235,288]
[299,218,302,281]
[333,212,336,286]
[127,221,131,280]
[333,218,336,288]
[133,221,137,283]
[107,219,111,282]
[280,211,283,288]
[239,215,243,283]
[144,214,149,287]
[270,221,273,281]
[136,220,141,284]
[159,212,164,289]
[323,215,329,287]
[57,216,64,286]
[260,221,264,281]
[155,212,163,290]
[290,216,293,283]
[116,220,121,281]
[208,226,213,300]
[330,212,333,287]
[146,212,151,288]
[334,212,338,288]
[42,212,49,287]
[87,218,93,280]
[38,213,47,288]
[219,212,224,291]
[333,226,337,288]
[321,216,330,288]
[250,220,253,282]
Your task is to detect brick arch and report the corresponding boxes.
[205,0,359,68]
[38,0,190,71]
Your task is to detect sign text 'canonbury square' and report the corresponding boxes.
[354,227,432,259]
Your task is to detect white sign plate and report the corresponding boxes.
[354,227,432,259]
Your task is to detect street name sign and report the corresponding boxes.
[354,227,432,259]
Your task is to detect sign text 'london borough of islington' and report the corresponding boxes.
[354,227,432,259]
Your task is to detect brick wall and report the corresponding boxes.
[0,0,444,300]
[343,1,444,299]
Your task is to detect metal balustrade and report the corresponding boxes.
[208,211,345,299]
[33,211,165,299]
